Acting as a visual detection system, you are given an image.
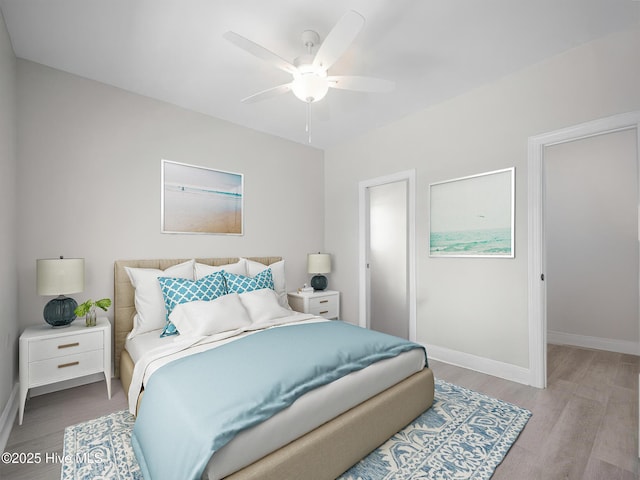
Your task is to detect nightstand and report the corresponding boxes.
[18,317,111,425]
[287,290,340,320]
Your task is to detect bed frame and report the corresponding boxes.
[114,257,435,480]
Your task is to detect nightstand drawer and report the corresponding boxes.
[29,331,103,361]
[28,350,104,387]
[308,296,338,318]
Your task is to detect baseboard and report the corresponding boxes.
[0,383,18,453]
[548,330,640,356]
[424,343,532,386]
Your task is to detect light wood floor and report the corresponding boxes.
[433,344,639,480]
[1,344,638,479]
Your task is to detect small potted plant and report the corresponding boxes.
[74,298,112,327]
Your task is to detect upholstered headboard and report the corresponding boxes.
[113,256,282,377]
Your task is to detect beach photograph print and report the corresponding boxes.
[430,168,514,258]
[161,160,243,235]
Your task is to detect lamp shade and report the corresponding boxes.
[36,257,84,295]
[307,253,331,274]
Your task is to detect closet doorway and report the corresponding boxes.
[358,170,416,341]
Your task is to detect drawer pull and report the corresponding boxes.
[58,361,79,369]
[320,310,329,315]
[319,300,329,304]
[58,342,80,349]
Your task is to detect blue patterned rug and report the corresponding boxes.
[61,380,530,480]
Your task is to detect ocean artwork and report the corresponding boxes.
[430,168,514,258]
[430,227,512,255]
[162,160,243,235]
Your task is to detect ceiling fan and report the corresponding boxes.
[223,10,394,142]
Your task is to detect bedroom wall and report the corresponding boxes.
[16,60,324,332]
[0,8,18,432]
[324,26,640,376]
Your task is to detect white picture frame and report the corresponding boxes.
[429,167,515,258]
[161,159,243,235]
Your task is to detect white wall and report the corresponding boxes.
[545,129,639,345]
[0,8,18,422]
[16,60,325,331]
[325,27,640,376]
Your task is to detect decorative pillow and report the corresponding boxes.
[239,288,296,325]
[195,259,247,280]
[224,269,274,294]
[242,258,289,308]
[158,272,227,336]
[168,293,252,337]
[124,260,195,338]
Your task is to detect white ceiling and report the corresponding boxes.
[1,0,638,149]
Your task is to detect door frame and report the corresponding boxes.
[527,111,640,388]
[358,169,417,341]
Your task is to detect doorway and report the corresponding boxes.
[528,111,640,388]
[358,170,416,341]
[545,129,638,351]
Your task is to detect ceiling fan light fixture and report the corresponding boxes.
[291,72,329,103]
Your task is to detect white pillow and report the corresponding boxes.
[242,258,289,307]
[239,288,296,325]
[125,260,195,338]
[195,259,247,280]
[169,293,252,337]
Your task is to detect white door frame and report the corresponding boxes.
[528,111,640,388]
[358,169,417,341]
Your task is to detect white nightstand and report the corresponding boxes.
[18,317,112,425]
[287,290,340,320]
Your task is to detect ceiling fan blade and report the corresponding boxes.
[241,83,293,104]
[312,10,365,72]
[327,75,395,93]
[223,31,298,75]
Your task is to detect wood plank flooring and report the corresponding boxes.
[1,380,127,480]
[432,344,639,479]
[1,344,638,479]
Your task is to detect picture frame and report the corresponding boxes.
[429,167,514,258]
[161,159,243,235]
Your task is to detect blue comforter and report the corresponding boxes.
[131,321,426,480]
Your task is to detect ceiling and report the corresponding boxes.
[1,1,638,149]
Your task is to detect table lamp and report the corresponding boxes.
[36,256,84,327]
[307,253,331,291]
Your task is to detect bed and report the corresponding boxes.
[114,257,435,480]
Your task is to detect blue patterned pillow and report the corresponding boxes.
[158,272,226,336]
[224,268,274,294]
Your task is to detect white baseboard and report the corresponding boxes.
[0,383,19,453]
[424,343,532,386]
[548,330,640,356]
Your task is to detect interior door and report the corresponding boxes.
[366,180,409,339]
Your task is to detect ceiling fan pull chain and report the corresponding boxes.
[306,101,312,143]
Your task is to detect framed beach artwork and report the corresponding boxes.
[429,167,514,258]
[161,159,243,235]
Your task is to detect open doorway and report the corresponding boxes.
[528,111,640,388]
[545,129,638,352]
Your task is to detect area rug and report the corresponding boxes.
[61,380,531,480]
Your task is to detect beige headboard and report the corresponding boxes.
[113,256,282,377]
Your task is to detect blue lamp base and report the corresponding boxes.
[310,274,328,291]
[43,295,78,328]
